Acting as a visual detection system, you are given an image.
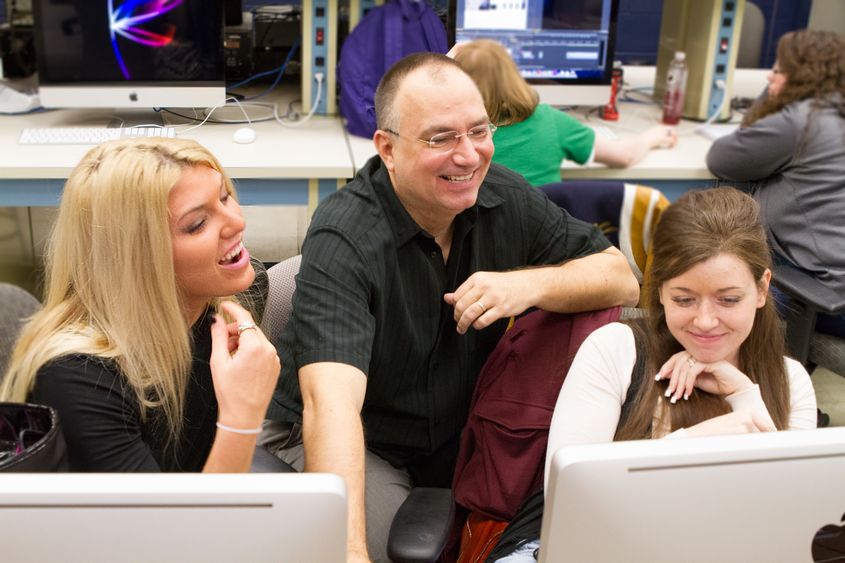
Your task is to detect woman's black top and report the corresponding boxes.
[30,310,217,472]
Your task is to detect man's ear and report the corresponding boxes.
[373,130,396,172]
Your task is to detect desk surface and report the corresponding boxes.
[0,103,354,181]
[347,67,768,182]
[1,67,769,202]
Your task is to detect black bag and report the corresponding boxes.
[0,402,68,472]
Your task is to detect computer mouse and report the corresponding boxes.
[232,127,257,144]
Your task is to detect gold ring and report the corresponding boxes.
[237,321,258,335]
[476,300,487,313]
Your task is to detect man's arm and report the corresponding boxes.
[299,362,370,563]
[445,246,639,334]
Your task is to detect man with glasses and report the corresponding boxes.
[264,53,639,562]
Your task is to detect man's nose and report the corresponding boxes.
[451,134,480,165]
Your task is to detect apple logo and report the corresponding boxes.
[812,512,845,561]
[129,92,138,102]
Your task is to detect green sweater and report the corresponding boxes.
[492,103,596,187]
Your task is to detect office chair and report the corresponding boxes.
[772,264,845,378]
[0,282,41,380]
[540,180,669,296]
[261,255,454,563]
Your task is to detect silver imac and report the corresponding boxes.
[32,0,226,112]
[0,473,347,563]
[540,427,845,563]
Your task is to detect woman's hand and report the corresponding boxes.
[656,351,754,403]
[685,410,775,437]
[209,300,280,430]
[642,125,677,149]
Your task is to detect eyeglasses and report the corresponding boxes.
[385,122,497,153]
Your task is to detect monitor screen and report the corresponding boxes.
[33,0,226,109]
[450,0,620,106]
[0,473,347,563]
[539,427,845,563]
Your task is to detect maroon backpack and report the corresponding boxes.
[452,306,622,521]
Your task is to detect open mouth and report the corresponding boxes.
[219,241,244,265]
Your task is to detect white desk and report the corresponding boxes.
[0,100,354,210]
[0,67,769,206]
[346,67,770,198]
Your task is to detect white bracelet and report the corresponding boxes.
[215,421,263,435]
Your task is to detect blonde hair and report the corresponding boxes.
[1,137,236,444]
[453,39,539,126]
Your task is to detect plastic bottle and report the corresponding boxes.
[600,61,623,121]
[662,51,687,125]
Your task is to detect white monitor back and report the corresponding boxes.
[0,473,346,563]
[540,427,845,563]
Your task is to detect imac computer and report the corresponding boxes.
[539,427,845,563]
[0,473,347,563]
[32,0,226,113]
[450,0,620,107]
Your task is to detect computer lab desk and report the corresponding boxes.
[347,66,770,202]
[0,105,354,213]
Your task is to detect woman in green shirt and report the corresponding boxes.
[453,39,676,187]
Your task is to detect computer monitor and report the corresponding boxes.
[449,0,620,107]
[32,0,226,111]
[540,427,845,563]
[0,473,347,563]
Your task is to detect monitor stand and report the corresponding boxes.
[105,109,166,128]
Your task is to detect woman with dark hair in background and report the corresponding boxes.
[707,29,845,338]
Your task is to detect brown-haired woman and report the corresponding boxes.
[707,29,845,338]
[546,186,816,459]
[492,187,817,563]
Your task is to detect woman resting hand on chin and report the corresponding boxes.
[0,138,280,472]
[546,187,817,463]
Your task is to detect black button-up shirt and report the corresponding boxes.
[268,156,610,460]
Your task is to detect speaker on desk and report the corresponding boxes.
[653,0,745,122]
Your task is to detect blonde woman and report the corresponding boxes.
[452,39,676,186]
[0,138,280,472]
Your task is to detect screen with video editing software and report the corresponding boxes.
[452,0,618,87]
[34,0,223,85]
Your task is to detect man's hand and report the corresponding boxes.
[444,270,536,334]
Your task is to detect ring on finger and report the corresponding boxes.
[237,321,259,335]
[476,300,487,313]
[687,357,696,368]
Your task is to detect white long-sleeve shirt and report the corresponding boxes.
[544,322,818,489]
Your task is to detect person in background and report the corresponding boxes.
[0,138,280,472]
[492,188,816,562]
[452,38,677,187]
[707,29,845,338]
[262,52,640,562]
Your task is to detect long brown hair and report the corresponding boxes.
[615,188,790,441]
[743,29,845,127]
[453,39,539,126]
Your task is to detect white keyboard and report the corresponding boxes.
[18,126,177,145]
